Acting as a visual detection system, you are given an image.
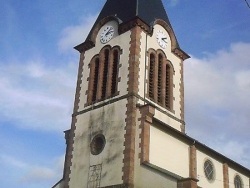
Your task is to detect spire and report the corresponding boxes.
[75,0,190,59]
[85,0,174,42]
[96,0,172,26]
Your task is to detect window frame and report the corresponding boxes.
[86,45,121,106]
[203,159,215,183]
[147,49,174,111]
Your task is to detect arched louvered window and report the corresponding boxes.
[165,64,171,108]
[101,49,110,99]
[157,54,163,103]
[149,53,155,100]
[111,49,119,95]
[87,46,121,106]
[147,50,173,111]
[92,58,100,102]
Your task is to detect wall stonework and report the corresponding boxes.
[179,60,185,132]
[223,163,229,188]
[122,26,142,187]
[138,105,155,163]
[177,178,198,188]
[64,52,85,188]
[189,145,197,181]
[55,3,250,187]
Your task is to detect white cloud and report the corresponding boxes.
[21,166,56,183]
[20,155,64,184]
[58,14,97,52]
[185,42,250,168]
[0,154,28,169]
[0,153,64,185]
[0,59,77,132]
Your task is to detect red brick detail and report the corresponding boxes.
[106,48,114,98]
[139,105,155,163]
[173,48,190,61]
[86,55,99,105]
[97,47,107,101]
[101,184,129,188]
[119,18,150,36]
[122,26,142,188]
[106,46,121,97]
[177,178,198,188]
[153,20,190,61]
[223,163,229,188]
[75,16,120,52]
[153,19,178,50]
[123,98,136,188]
[63,53,85,188]
[167,58,174,113]
[85,46,122,106]
[179,60,185,133]
[177,145,198,188]
[146,49,174,112]
[189,145,197,180]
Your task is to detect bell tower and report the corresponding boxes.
[56,0,190,188]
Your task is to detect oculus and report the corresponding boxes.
[204,159,215,182]
[90,134,106,155]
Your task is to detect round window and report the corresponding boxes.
[234,175,243,188]
[204,159,215,182]
[90,134,106,155]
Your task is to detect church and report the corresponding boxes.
[53,0,250,187]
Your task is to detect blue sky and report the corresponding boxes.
[0,0,250,187]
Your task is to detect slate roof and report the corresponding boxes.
[85,0,174,42]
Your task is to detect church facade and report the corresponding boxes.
[53,0,250,187]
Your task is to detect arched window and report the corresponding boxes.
[234,175,243,188]
[165,64,171,108]
[111,49,119,95]
[147,50,173,111]
[101,49,110,99]
[149,53,155,100]
[157,54,163,103]
[87,46,121,105]
[92,58,100,102]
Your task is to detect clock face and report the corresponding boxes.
[100,25,115,44]
[156,30,167,49]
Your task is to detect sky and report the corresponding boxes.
[0,0,250,187]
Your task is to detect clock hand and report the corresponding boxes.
[162,38,167,43]
[105,28,114,36]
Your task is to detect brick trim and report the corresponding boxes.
[153,19,178,51]
[86,55,99,105]
[119,18,150,36]
[63,53,85,188]
[138,105,155,163]
[97,47,107,100]
[146,48,174,112]
[85,45,122,106]
[122,26,142,188]
[75,16,120,52]
[223,163,229,188]
[189,145,197,180]
[153,19,190,61]
[179,59,185,133]
[177,178,198,188]
[101,184,129,188]
[173,48,190,61]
